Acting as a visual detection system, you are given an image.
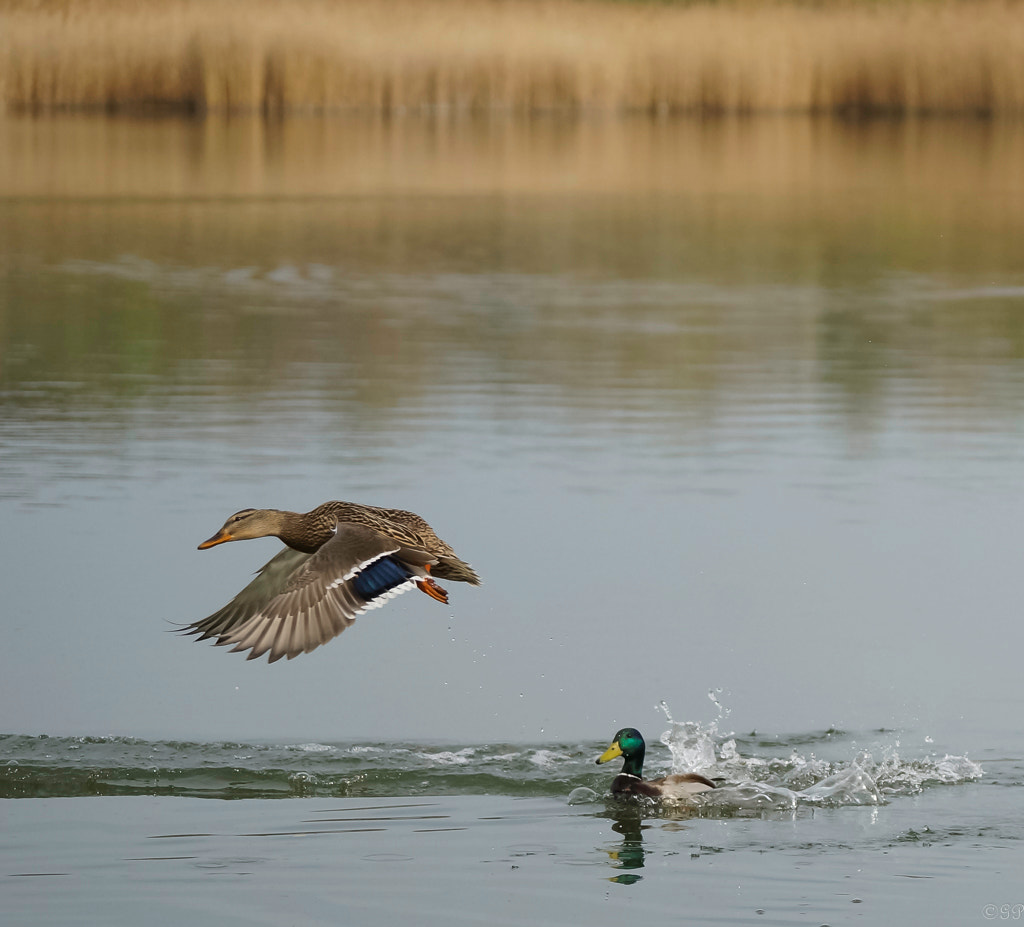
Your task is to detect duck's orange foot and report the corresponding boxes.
[417,577,449,604]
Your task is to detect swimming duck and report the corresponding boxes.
[183,501,480,663]
[596,728,716,800]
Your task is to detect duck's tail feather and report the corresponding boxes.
[431,556,481,585]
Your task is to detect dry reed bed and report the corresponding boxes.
[2,0,1023,115]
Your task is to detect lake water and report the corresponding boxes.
[1,113,1023,924]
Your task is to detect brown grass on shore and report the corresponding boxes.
[2,0,1023,116]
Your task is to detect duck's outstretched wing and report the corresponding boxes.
[182,546,312,642]
[185,524,437,663]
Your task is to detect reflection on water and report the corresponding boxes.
[4,789,1020,927]
[3,114,1024,200]
[3,117,1024,500]
[4,253,1024,504]
[605,816,648,884]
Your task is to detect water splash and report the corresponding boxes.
[656,691,732,773]
[798,756,882,806]
[643,699,984,815]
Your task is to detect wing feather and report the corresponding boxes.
[187,524,435,662]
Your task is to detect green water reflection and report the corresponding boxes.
[2,114,1024,446]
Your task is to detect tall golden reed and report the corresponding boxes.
[2,0,1023,115]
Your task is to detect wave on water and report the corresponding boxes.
[1,698,982,809]
[0,734,581,801]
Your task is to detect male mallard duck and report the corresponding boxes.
[183,501,480,663]
[596,728,716,800]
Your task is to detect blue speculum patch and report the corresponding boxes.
[352,556,412,600]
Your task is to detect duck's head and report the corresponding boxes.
[596,727,647,776]
[198,509,282,549]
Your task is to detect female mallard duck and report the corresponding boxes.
[596,728,716,800]
[183,501,479,663]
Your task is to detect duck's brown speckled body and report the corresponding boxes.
[183,501,479,663]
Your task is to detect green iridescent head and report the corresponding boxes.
[596,727,647,777]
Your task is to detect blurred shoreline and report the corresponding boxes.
[2,0,1023,116]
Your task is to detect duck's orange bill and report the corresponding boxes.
[197,531,233,550]
[596,742,623,764]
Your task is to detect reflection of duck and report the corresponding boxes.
[183,501,480,662]
[596,728,716,799]
[607,816,647,881]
